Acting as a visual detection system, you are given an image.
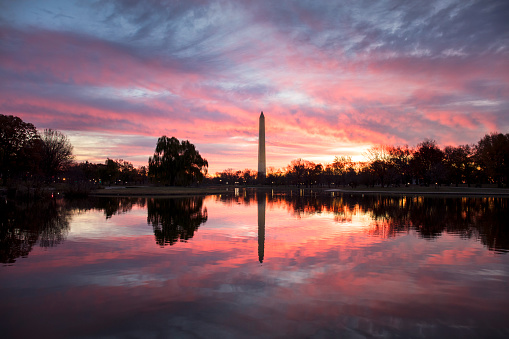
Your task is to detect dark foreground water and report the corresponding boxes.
[1,191,508,338]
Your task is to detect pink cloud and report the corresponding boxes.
[424,111,479,129]
[2,23,508,172]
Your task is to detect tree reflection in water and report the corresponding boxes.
[92,197,145,219]
[333,194,509,252]
[215,190,509,253]
[77,196,209,247]
[63,197,145,219]
[1,192,506,265]
[0,198,71,264]
[146,197,208,247]
[0,197,147,264]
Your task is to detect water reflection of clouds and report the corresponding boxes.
[2,194,508,338]
[67,208,151,240]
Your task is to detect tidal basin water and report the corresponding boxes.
[1,192,508,338]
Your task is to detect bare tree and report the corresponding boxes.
[444,144,474,186]
[332,156,353,187]
[364,145,393,187]
[475,133,509,187]
[41,129,74,179]
[411,139,445,186]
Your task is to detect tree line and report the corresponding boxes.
[213,134,509,188]
[0,114,152,189]
[1,114,75,186]
[1,114,209,192]
[2,114,507,190]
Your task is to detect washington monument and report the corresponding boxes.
[258,111,266,178]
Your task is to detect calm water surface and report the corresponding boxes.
[1,192,508,338]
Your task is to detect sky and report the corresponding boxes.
[1,0,508,174]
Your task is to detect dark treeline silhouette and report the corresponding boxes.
[0,114,149,196]
[65,158,148,188]
[3,114,507,192]
[1,115,211,195]
[210,168,258,186]
[213,134,509,188]
[0,114,74,186]
[216,190,509,253]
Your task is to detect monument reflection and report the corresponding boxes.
[257,193,265,263]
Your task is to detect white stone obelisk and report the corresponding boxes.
[258,111,266,178]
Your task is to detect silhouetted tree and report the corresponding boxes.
[411,139,445,186]
[323,164,334,187]
[365,145,393,187]
[242,169,257,185]
[286,159,319,187]
[364,145,412,187]
[443,144,474,186]
[266,167,285,185]
[217,168,237,184]
[40,128,74,180]
[313,163,324,186]
[332,156,353,187]
[387,145,412,186]
[148,136,208,186]
[114,159,140,184]
[475,133,509,187]
[136,166,148,184]
[286,159,306,186]
[101,158,120,185]
[0,114,42,185]
[359,165,375,187]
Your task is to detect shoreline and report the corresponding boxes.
[86,185,509,198]
[3,185,508,198]
[325,189,509,197]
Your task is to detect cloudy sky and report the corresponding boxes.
[1,0,508,174]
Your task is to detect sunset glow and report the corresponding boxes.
[1,1,508,173]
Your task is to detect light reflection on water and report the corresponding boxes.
[0,192,508,338]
